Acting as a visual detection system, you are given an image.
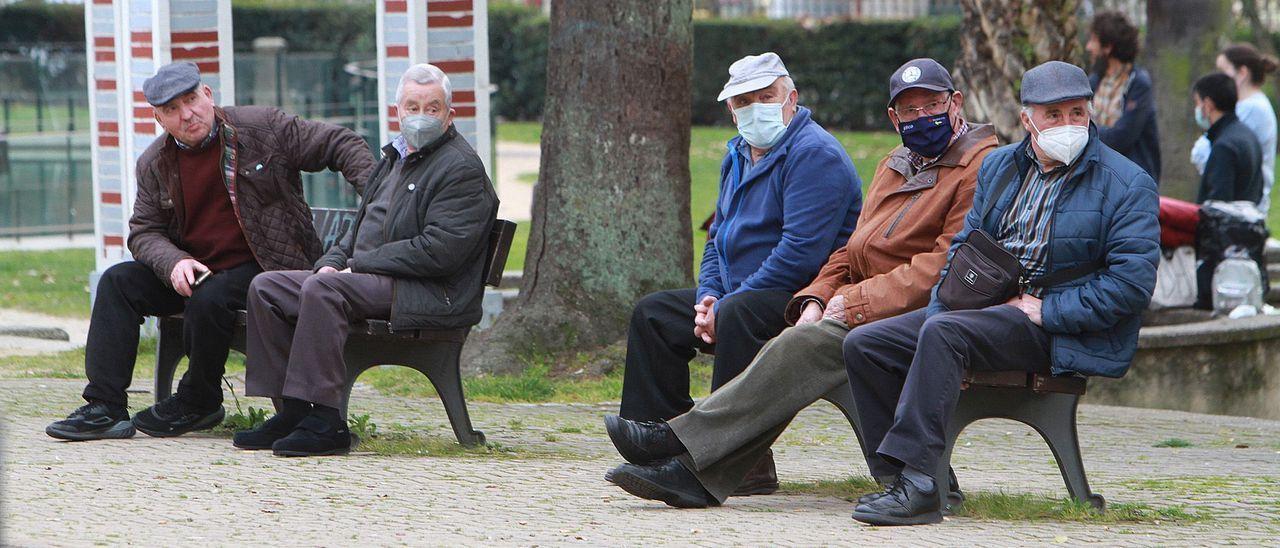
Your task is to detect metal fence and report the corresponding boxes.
[0,44,379,239]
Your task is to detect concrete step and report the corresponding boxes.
[500,270,522,288]
[1267,238,1280,264]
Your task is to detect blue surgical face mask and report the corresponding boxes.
[733,95,792,150]
[898,109,954,158]
[1194,103,1211,130]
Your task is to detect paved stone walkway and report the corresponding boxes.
[3,375,1279,546]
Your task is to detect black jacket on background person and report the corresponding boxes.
[1198,111,1265,205]
[316,125,498,330]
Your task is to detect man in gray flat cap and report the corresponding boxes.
[46,61,374,442]
[843,60,1159,525]
[616,52,862,493]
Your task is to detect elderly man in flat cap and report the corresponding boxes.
[842,61,1159,526]
[602,58,997,509]
[616,52,862,492]
[46,61,374,442]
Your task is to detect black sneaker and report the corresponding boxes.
[46,401,135,441]
[271,415,352,457]
[131,395,224,438]
[233,413,305,450]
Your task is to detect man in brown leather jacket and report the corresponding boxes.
[603,59,999,509]
[46,62,373,442]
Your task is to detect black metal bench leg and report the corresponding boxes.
[154,317,185,403]
[1025,394,1105,510]
[936,400,986,512]
[420,345,485,447]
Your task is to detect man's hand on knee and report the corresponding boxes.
[169,258,209,297]
[821,294,847,324]
[316,266,338,275]
[797,301,824,325]
[693,295,718,344]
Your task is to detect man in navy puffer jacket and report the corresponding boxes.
[843,61,1159,526]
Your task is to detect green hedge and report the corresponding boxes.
[2,1,960,129]
[487,8,963,130]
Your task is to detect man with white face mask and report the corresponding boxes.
[618,52,862,493]
[236,64,498,457]
[843,61,1159,526]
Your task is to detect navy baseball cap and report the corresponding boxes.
[888,58,954,107]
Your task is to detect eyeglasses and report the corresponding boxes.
[892,94,953,119]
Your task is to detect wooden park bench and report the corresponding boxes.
[822,371,1105,510]
[152,207,516,447]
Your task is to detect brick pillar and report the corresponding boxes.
[88,0,234,281]
[377,0,492,174]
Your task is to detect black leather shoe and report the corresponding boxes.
[851,475,943,526]
[605,458,718,509]
[859,468,963,511]
[272,415,351,457]
[132,395,224,438]
[233,413,305,450]
[604,415,686,465]
[731,449,778,496]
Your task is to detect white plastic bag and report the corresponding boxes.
[1150,246,1197,309]
[1213,246,1265,316]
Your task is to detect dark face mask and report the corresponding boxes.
[898,111,954,159]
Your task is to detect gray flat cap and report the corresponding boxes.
[718,52,789,102]
[888,58,954,107]
[1020,60,1093,105]
[143,61,202,106]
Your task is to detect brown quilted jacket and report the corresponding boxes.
[786,124,998,327]
[128,106,374,284]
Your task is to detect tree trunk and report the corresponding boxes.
[1145,0,1233,200]
[954,0,1082,143]
[464,0,695,374]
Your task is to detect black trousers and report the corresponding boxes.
[619,287,792,421]
[82,260,261,409]
[842,306,1050,478]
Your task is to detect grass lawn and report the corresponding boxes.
[495,121,898,273]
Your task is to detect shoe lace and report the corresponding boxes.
[70,402,102,418]
[152,394,184,417]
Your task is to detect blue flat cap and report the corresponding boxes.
[143,61,202,107]
[718,52,790,102]
[1020,61,1093,105]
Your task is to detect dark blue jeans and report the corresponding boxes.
[843,306,1050,478]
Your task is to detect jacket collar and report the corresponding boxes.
[887,123,998,176]
[1206,111,1239,142]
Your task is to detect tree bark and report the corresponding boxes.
[464,0,694,374]
[1145,0,1233,200]
[954,0,1082,143]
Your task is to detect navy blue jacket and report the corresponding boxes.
[698,107,862,303]
[1090,67,1162,184]
[927,125,1160,378]
[1198,111,1265,204]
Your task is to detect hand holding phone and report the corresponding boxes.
[193,269,213,287]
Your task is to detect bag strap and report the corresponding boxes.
[1028,259,1106,288]
[981,161,1024,221]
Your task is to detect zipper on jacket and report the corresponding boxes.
[883,191,923,238]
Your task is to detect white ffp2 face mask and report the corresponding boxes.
[1029,118,1089,165]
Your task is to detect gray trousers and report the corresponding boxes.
[668,318,866,503]
[243,270,393,409]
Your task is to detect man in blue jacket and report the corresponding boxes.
[843,61,1159,526]
[1087,9,1161,183]
[619,52,862,490]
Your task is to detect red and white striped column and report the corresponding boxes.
[87,0,234,277]
[377,0,492,174]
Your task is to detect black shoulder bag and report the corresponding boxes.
[937,165,1103,311]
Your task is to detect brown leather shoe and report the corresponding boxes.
[731,449,779,496]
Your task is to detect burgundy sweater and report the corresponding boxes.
[176,140,255,271]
